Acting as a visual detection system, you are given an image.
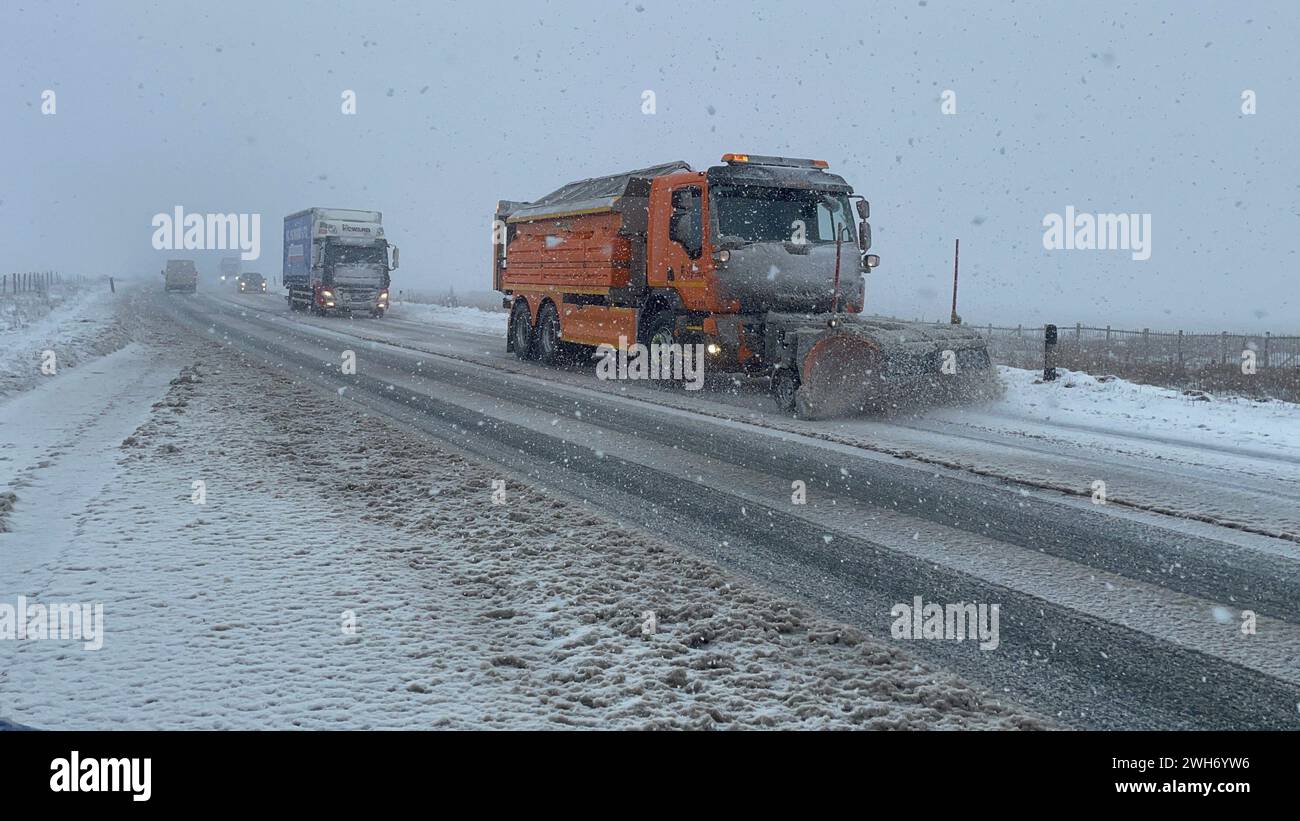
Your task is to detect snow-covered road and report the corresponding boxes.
[128,289,1300,729]
[0,288,1044,730]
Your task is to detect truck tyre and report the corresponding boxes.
[534,302,564,364]
[510,300,535,360]
[772,367,800,415]
[371,308,385,319]
[639,310,677,349]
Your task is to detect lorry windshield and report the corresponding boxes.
[325,244,387,266]
[712,185,856,245]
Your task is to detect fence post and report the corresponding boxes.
[1220,331,1228,365]
[1263,332,1270,370]
[1044,324,1058,381]
[1177,330,1183,368]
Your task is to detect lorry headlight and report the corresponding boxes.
[712,249,730,264]
[706,343,722,355]
[321,290,333,298]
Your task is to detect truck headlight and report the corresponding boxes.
[321,290,333,298]
[706,343,722,355]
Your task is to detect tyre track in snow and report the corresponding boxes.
[157,292,1300,729]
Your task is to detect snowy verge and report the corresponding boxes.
[0,320,1045,730]
[990,366,1300,459]
[389,301,504,334]
[0,283,130,400]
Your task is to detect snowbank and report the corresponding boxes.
[994,366,1300,460]
[389,301,504,335]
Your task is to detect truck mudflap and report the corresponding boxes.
[767,313,999,418]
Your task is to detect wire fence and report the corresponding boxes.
[975,322,1300,370]
[1,271,64,295]
[967,322,1300,401]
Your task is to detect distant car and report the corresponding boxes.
[237,272,268,294]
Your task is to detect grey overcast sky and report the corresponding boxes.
[3,0,1296,330]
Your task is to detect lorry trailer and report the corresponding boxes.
[493,154,994,417]
[283,208,398,317]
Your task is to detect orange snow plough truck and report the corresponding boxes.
[494,155,994,418]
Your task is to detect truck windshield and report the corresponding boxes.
[712,185,855,245]
[325,244,386,266]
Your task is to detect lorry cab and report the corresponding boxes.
[649,156,871,317]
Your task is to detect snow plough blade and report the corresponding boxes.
[768,313,1000,419]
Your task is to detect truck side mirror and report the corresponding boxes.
[391,247,400,270]
[859,221,871,251]
[856,200,869,220]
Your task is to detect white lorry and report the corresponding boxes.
[282,208,398,317]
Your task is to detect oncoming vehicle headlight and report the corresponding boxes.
[321,290,334,298]
[706,343,722,355]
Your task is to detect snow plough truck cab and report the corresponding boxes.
[494,154,994,418]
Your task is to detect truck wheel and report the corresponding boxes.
[371,308,385,319]
[510,300,535,360]
[640,310,677,348]
[534,302,563,364]
[772,367,800,415]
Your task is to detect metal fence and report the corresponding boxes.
[974,322,1300,371]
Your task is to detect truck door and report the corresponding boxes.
[650,177,710,309]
